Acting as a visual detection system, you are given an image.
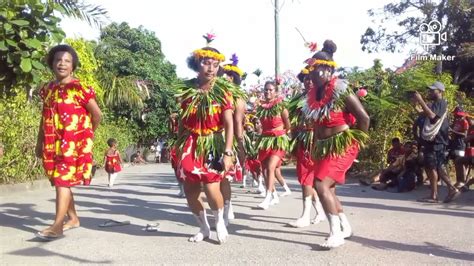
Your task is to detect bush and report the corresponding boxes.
[0,89,42,183]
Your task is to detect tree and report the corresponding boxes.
[347,59,457,169]
[67,38,104,102]
[95,22,178,141]
[360,0,473,90]
[0,0,107,97]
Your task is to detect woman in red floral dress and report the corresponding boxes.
[35,45,102,240]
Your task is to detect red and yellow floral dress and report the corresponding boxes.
[40,79,95,187]
[175,78,234,184]
[105,150,122,174]
[256,96,290,163]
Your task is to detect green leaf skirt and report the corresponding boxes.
[312,129,368,160]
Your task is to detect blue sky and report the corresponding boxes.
[61,0,421,82]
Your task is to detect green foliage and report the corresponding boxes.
[0,89,42,183]
[0,0,108,97]
[66,38,104,105]
[348,59,458,169]
[95,22,179,142]
[360,0,473,90]
[0,0,64,96]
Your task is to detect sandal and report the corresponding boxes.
[443,190,461,203]
[99,219,131,227]
[63,224,80,231]
[417,197,439,203]
[143,223,159,232]
[35,230,64,241]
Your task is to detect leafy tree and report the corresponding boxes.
[67,38,104,103]
[347,59,458,169]
[360,0,473,90]
[0,0,107,97]
[95,22,178,142]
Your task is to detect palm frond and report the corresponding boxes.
[52,0,109,28]
[101,75,146,111]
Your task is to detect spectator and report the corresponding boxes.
[131,150,146,165]
[411,81,460,203]
[396,141,419,192]
[454,116,474,189]
[0,142,4,158]
[372,141,419,192]
[360,138,405,186]
[387,137,405,164]
[448,107,469,160]
[155,141,163,163]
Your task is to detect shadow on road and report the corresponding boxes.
[349,235,474,262]
[9,246,112,264]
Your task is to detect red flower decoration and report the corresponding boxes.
[356,88,367,98]
[305,42,318,52]
[275,76,283,85]
[306,78,337,110]
[203,33,216,44]
[261,96,284,109]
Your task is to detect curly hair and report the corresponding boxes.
[264,80,278,92]
[107,138,117,147]
[46,44,80,71]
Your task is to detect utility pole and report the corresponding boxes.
[274,0,280,81]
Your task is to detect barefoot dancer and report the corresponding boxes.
[35,44,102,240]
[302,40,369,248]
[288,67,326,228]
[256,81,291,209]
[175,34,239,244]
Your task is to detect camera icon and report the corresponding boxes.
[419,20,447,46]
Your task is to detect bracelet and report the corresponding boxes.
[223,150,234,157]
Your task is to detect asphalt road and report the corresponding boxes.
[1,163,473,265]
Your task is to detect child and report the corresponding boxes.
[104,138,122,187]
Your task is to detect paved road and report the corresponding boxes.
[1,163,473,265]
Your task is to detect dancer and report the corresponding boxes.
[288,67,325,228]
[174,34,239,244]
[243,117,265,194]
[104,138,123,187]
[256,81,291,209]
[302,40,369,248]
[35,44,102,240]
[221,53,247,225]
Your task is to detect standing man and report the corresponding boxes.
[412,81,460,203]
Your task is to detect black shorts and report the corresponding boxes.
[423,146,447,169]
